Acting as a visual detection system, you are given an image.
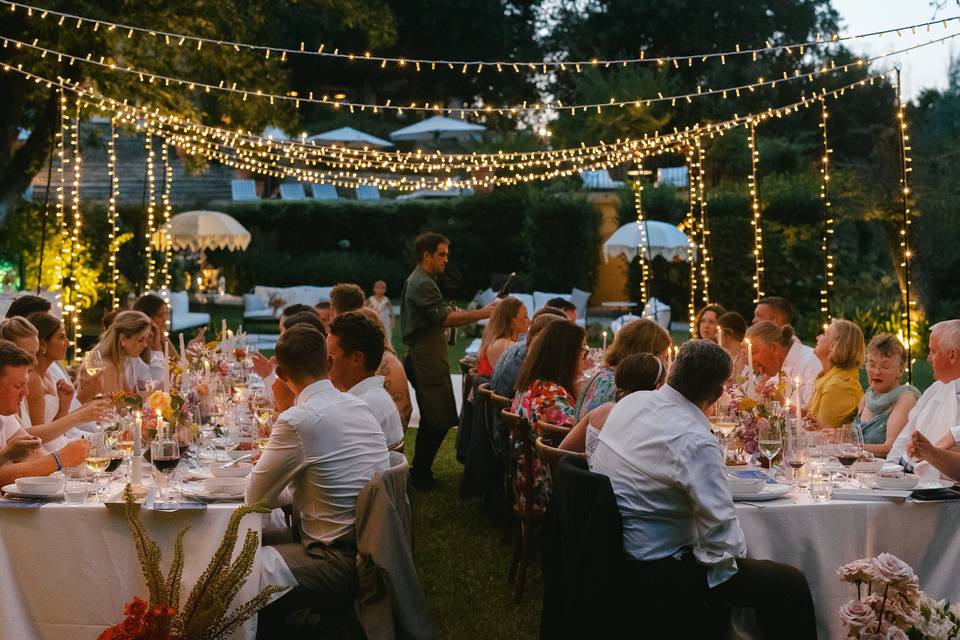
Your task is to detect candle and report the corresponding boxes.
[132,411,142,487]
[162,341,170,392]
[717,326,724,347]
[221,318,227,341]
[745,338,753,372]
[602,330,608,351]
[794,376,802,422]
[179,331,186,363]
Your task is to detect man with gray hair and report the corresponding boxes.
[887,319,960,463]
[591,339,815,638]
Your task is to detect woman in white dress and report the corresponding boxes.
[1,317,109,447]
[92,311,154,395]
[365,280,395,344]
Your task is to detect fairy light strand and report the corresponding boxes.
[818,98,834,329]
[4,0,957,75]
[1,31,954,118]
[748,121,764,303]
[66,96,83,362]
[695,135,711,305]
[159,140,173,308]
[632,161,649,309]
[685,144,699,337]
[143,131,156,291]
[894,66,915,383]
[107,116,119,308]
[52,88,66,310]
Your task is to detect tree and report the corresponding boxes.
[0,0,395,220]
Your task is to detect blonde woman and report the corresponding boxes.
[93,310,154,395]
[358,306,412,429]
[477,296,529,377]
[807,319,866,429]
[0,317,109,446]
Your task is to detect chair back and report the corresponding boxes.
[310,182,339,200]
[537,420,572,447]
[279,182,307,200]
[230,178,258,201]
[535,436,586,480]
[501,410,533,516]
[356,185,381,201]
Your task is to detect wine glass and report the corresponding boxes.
[756,419,783,482]
[709,400,738,461]
[85,349,103,377]
[783,425,807,487]
[84,431,111,502]
[835,423,864,482]
[254,403,274,452]
[151,429,181,503]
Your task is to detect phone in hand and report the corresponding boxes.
[497,272,517,299]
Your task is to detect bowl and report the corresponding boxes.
[226,445,255,460]
[851,460,885,473]
[209,462,253,478]
[727,477,766,493]
[872,474,920,490]
[16,475,65,494]
[203,477,247,495]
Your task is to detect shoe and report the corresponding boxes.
[410,471,440,491]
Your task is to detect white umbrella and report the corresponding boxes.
[389,115,486,142]
[306,126,393,148]
[603,220,694,263]
[261,126,290,141]
[152,210,251,252]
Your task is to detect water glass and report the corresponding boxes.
[64,477,89,504]
[809,470,833,502]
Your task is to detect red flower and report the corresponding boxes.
[97,624,125,640]
[121,615,148,638]
[124,597,149,618]
[145,604,176,621]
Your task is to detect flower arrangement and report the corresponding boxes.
[837,553,960,639]
[98,485,286,640]
[144,390,196,441]
[112,390,144,413]
[725,376,785,457]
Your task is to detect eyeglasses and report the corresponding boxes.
[865,360,901,372]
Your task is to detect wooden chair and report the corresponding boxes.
[537,420,572,447]
[535,436,587,482]
[500,409,541,603]
[488,391,514,541]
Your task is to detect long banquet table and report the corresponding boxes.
[0,497,282,639]
[734,490,960,639]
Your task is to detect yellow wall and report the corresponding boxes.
[588,192,630,305]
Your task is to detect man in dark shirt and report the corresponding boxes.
[401,232,497,489]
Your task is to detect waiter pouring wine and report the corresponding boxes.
[401,232,499,490]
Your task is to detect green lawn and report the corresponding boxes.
[403,428,542,640]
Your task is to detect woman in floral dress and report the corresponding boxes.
[511,321,587,512]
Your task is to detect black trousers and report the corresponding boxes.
[411,426,450,481]
[625,554,817,639]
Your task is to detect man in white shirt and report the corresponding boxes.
[251,305,325,405]
[327,312,404,449]
[888,320,960,463]
[245,325,390,623]
[753,297,821,404]
[591,339,815,639]
[0,340,88,485]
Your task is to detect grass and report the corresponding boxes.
[403,427,543,640]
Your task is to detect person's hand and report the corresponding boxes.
[252,352,274,379]
[57,438,90,468]
[272,377,296,412]
[0,434,42,463]
[480,297,501,318]
[75,398,113,424]
[907,431,935,462]
[188,327,206,350]
[56,379,76,411]
[76,368,103,402]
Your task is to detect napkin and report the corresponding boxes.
[0,499,44,509]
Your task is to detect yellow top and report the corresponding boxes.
[807,366,863,429]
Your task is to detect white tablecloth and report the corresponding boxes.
[0,498,288,639]
[735,491,960,638]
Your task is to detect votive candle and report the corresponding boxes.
[602,330,608,351]
[132,411,142,487]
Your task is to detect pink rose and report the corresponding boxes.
[839,599,877,631]
[884,593,920,627]
[838,558,879,585]
[873,554,918,589]
[883,626,909,640]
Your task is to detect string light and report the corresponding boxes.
[107,116,120,309]
[685,144,699,337]
[143,130,156,291]
[159,140,173,313]
[65,96,83,362]
[748,121,764,303]
[1,32,952,118]
[52,88,66,312]
[893,66,916,384]
[818,98,834,329]
[4,0,957,76]
[694,135,711,305]
[632,160,649,309]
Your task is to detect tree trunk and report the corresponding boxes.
[0,88,58,225]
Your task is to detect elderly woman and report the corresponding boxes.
[575,318,671,419]
[92,310,154,395]
[806,319,866,430]
[694,304,726,342]
[476,296,529,377]
[853,333,919,457]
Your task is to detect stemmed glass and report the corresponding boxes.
[836,423,865,482]
[757,419,784,482]
[783,424,807,487]
[254,402,275,452]
[710,399,738,462]
[151,429,181,503]
[85,431,112,502]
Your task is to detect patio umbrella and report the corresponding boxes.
[260,126,290,141]
[152,210,251,252]
[389,115,486,143]
[306,126,393,148]
[602,220,694,263]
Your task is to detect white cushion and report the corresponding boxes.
[171,311,210,332]
[168,291,190,316]
[243,293,267,311]
[512,294,534,319]
[533,291,569,312]
[476,288,497,307]
[570,288,591,319]
[244,308,278,320]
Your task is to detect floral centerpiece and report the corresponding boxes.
[837,553,960,639]
[98,485,285,640]
[725,375,786,459]
[145,389,198,442]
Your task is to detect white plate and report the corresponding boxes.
[182,487,244,502]
[2,484,63,500]
[732,483,792,501]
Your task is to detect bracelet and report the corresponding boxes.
[51,452,62,472]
